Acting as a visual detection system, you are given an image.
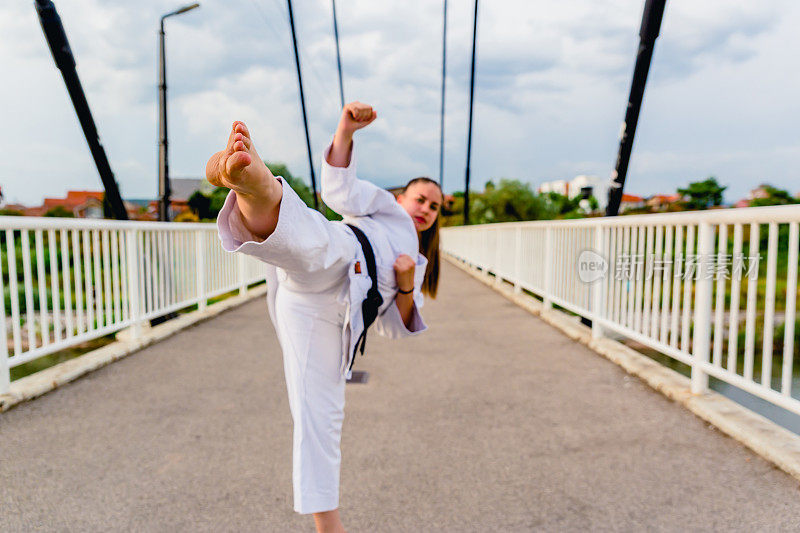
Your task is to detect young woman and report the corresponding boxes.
[207,102,443,533]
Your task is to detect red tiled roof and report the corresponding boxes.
[649,193,681,202]
[66,191,104,203]
[621,193,644,202]
[43,190,104,209]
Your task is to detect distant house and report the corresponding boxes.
[568,175,610,210]
[125,177,210,221]
[168,177,214,218]
[646,193,683,211]
[4,183,217,220]
[537,176,610,210]
[171,177,214,201]
[123,199,157,221]
[734,183,773,208]
[127,198,190,221]
[26,190,106,218]
[749,184,772,201]
[538,179,569,196]
[74,197,104,218]
[620,193,645,212]
[1,203,27,215]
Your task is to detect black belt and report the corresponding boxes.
[345,224,384,372]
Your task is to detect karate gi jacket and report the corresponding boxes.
[217,143,429,376]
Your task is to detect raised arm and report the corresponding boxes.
[321,102,400,218]
[326,102,376,168]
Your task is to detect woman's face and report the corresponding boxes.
[397,181,443,232]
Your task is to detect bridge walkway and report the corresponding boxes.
[1,261,798,531]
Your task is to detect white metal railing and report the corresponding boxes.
[0,216,267,393]
[441,204,800,416]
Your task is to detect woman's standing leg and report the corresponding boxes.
[274,286,348,531]
[313,509,345,533]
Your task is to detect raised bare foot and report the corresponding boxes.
[206,121,280,204]
[206,121,282,238]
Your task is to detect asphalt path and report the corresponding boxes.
[2,261,799,531]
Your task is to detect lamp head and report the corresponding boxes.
[175,3,200,14]
[163,3,200,20]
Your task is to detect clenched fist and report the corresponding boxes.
[338,101,377,136]
[393,254,415,293]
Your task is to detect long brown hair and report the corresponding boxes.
[402,177,441,298]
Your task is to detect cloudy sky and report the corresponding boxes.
[2,0,799,206]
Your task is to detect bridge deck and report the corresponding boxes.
[1,261,798,531]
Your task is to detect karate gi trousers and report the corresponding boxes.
[275,283,350,514]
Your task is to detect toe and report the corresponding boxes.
[226,122,241,149]
[234,122,251,139]
[226,151,252,175]
[235,132,252,149]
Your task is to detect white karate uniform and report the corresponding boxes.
[216,143,428,514]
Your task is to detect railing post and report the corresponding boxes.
[494,228,503,286]
[196,230,207,311]
[0,326,8,395]
[125,229,142,341]
[0,354,8,395]
[543,226,553,310]
[238,254,247,295]
[514,226,522,294]
[0,232,7,393]
[691,221,714,394]
[592,226,605,339]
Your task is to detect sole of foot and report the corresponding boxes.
[206,121,279,204]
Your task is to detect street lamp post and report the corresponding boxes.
[158,3,200,222]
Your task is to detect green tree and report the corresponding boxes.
[442,180,552,226]
[267,161,342,221]
[677,176,726,210]
[282,175,316,209]
[480,179,547,223]
[208,187,229,218]
[541,191,583,219]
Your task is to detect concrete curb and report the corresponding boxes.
[0,284,268,413]
[444,254,800,482]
